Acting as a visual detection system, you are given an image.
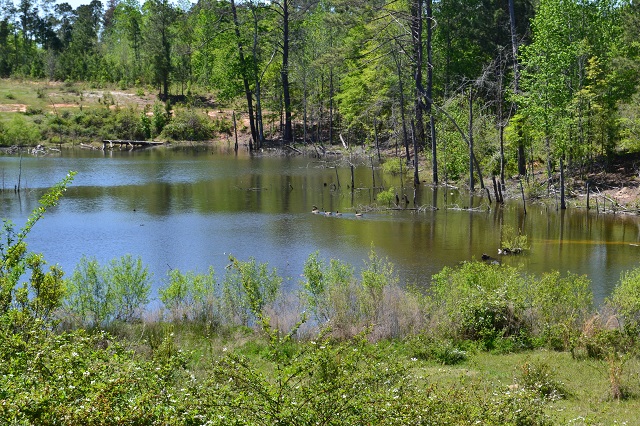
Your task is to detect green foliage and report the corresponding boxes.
[301,249,421,340]
[106,254,151,322]
[608,266,640,335]
[159,267,218,324]
[518,360,568,401]
[203,332,413,425]
[376,186,396,206]
[152,102,168,137]
[160,108,214,141]
[381,157,405,175]
[222,256,282,326]
[112,106,148,140]
[430,262,525,347]
[409,335,470,365]
[360,246,398,320]
[429,261,592,351]
[0,114,41,146]
[500,225,530,252]
[65,254,151,327]
[301,252,355,325]
[0,328,192,425]
[530,271,593,350]
[0,173,76,333]
[65,256,111,328]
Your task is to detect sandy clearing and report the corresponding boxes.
[0,104,27,112]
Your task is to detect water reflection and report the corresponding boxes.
[1,146,639,303]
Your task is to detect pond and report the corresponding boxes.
[2,145,639,304]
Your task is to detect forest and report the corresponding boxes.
[2,0,640,188]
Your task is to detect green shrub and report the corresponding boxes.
[0,173,75,333]
[301,252,356,326]
[608,266,640,335]
[430,262,527,346]
[112,106,147,140]
[529,271,592,350]
[500,225,530,252]
[429,261,593,351]
[518,360,568,401]
[210,116,233,135]
[105,254,151,322]
[159,267,219,324]
[381,157,406,175]
[65,256,111,328]
[202,332,413,425]
[161,108,213,141]
[360,246,398,319]
[301,249,423,340]
[410,336,470,365]
[24,106,43,115]
[376,186,396,206]
[152,102,168,137]
[65,254,151,327]
[222,256,282,326]
[0,115,41,146]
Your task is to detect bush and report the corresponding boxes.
[500,225,530,253]
[409,336,470,365]
[376,186,396,206]
[381,157,406,175]
[517,360,568,401]
[221,256,282,327]
[608,266,640,336]
[112,106,147,140]
[0,173,75,333]
[430,262,528,348]
[429,261,592,351]
[159,267,219,324]
[0,115,41,146]
[529,271,592,350]
[161,108,214,141]
[301,250,423,340]
[64,254,151,327]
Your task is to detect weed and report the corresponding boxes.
[500,225,530,253]
[518,360,568,400]
[376,186,396,206]
[381,157,407,175]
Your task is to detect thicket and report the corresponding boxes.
[3,176,640,424]
[0,99,234,147]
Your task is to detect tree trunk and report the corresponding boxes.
[412,119,420,186]
[252,7,265,148]
[393,49,410,164]
[230,0,258,147]
[497,51,506,186]
[469,87,474,191]
[281,0,293,143]
[329,67,334,144]
[509,0,526,176]
[411,0,425,150]
[426,0,437,184]
[560,155,566,209]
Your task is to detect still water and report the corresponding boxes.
[2,145,639,303]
